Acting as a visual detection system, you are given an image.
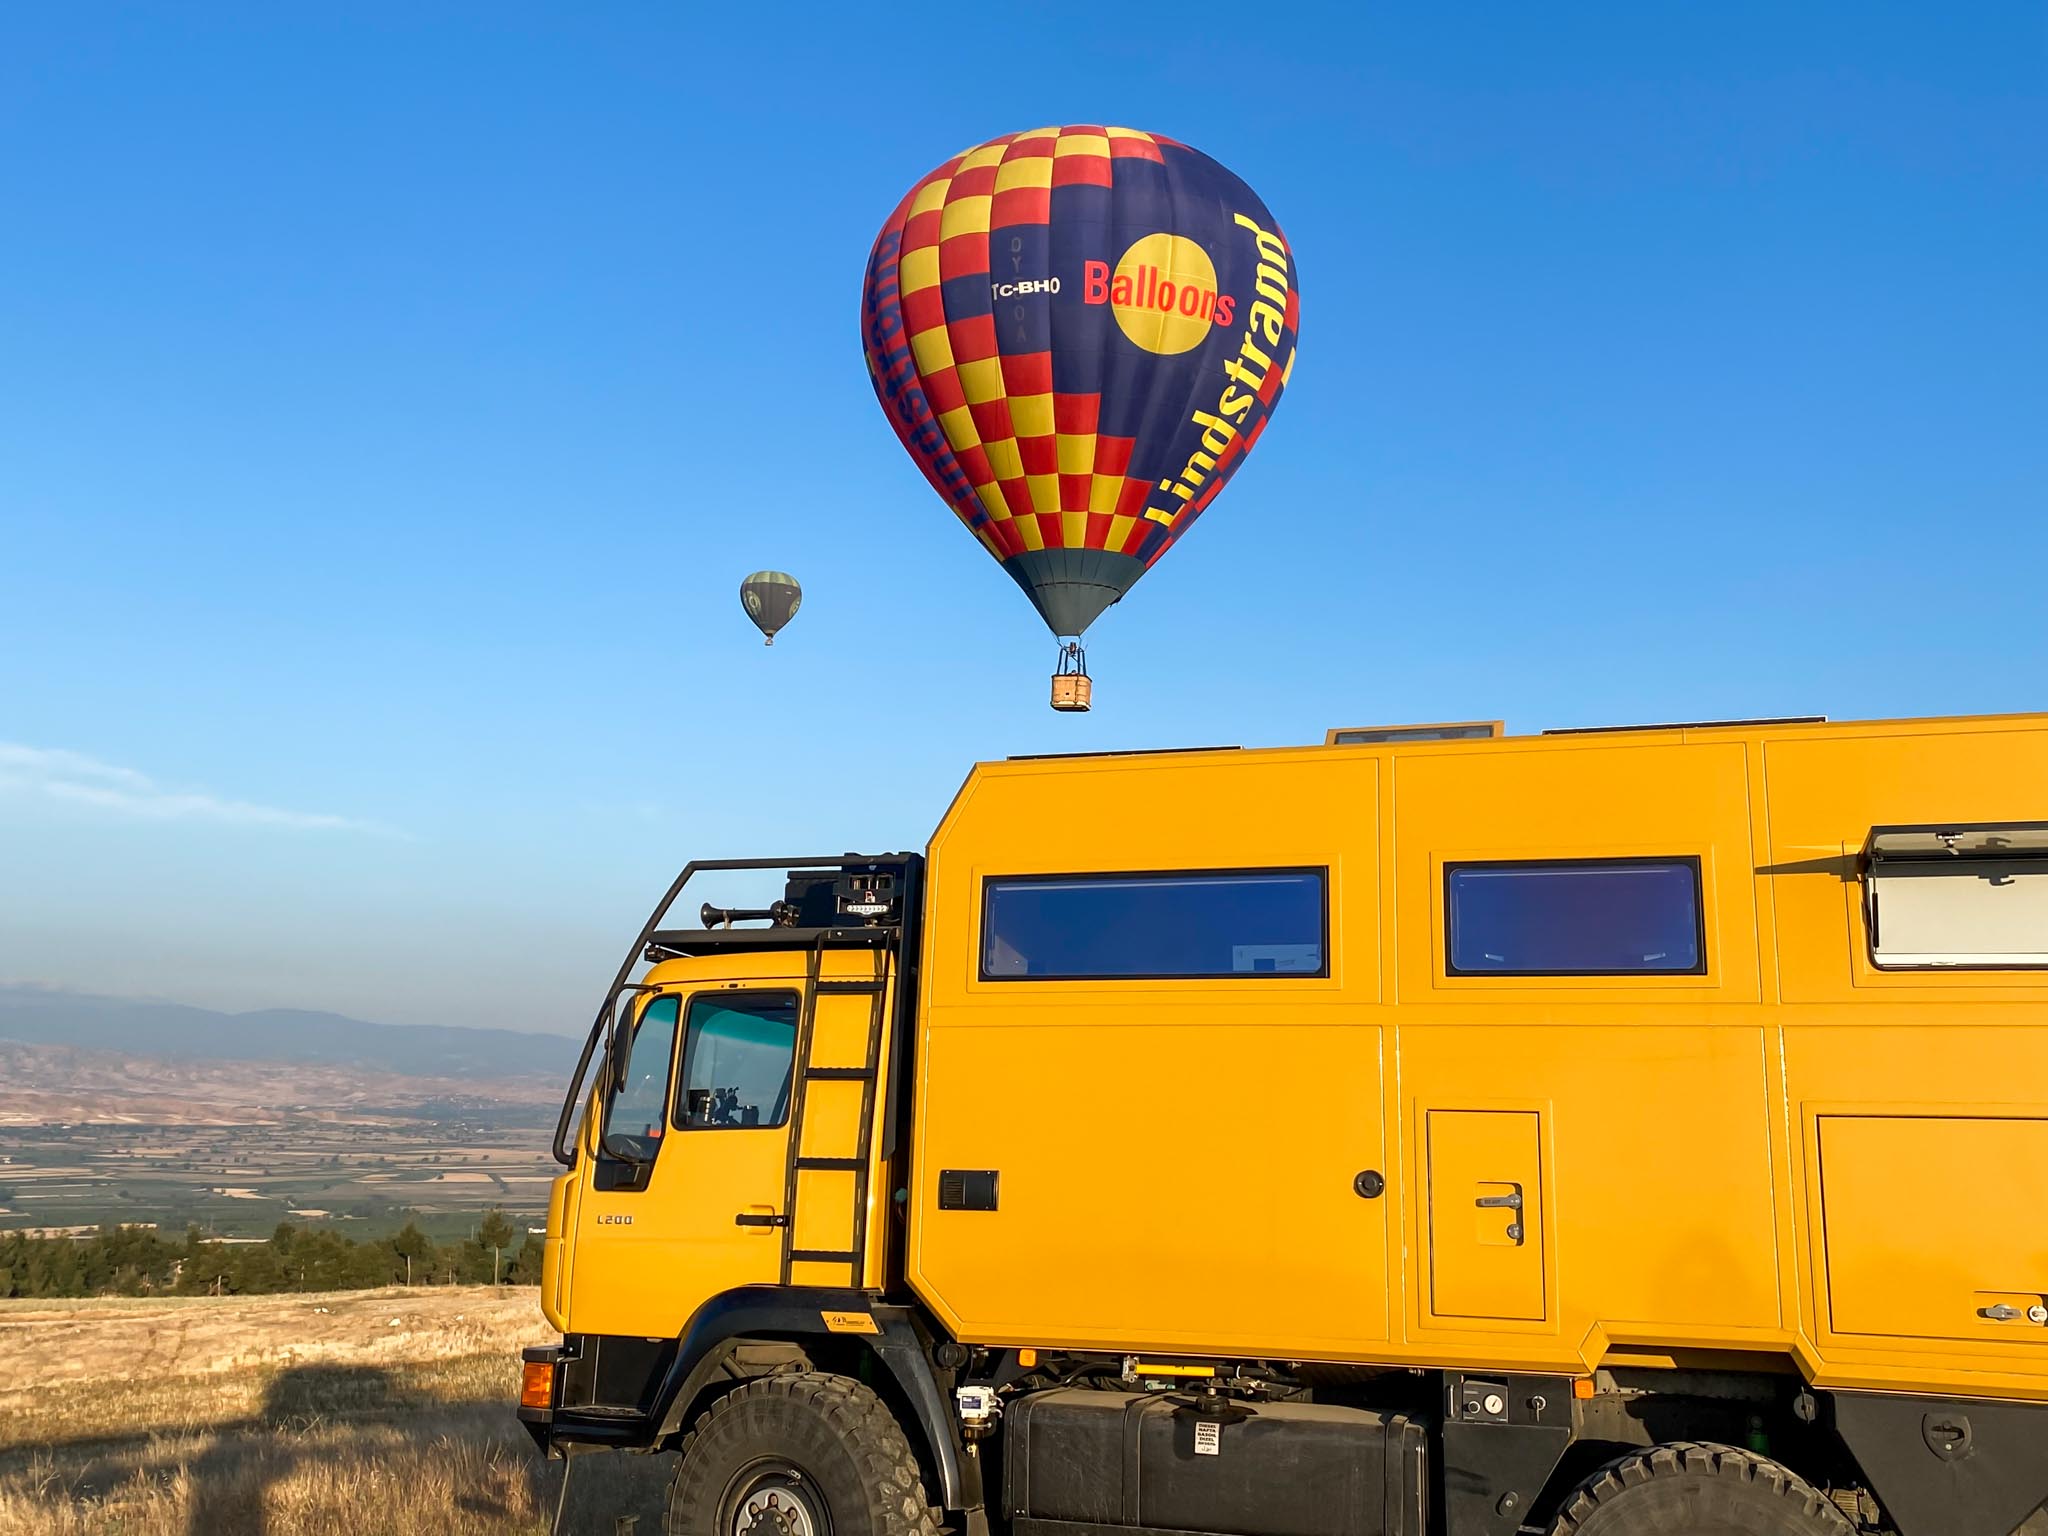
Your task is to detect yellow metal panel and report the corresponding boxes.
[1401,1027,1779,1339]
[796,1079,864,1160]
[570,1119,789,1338]
[540,1168,574,1331]
[1821,1116,2048,1344]
[1392,739,1758,1004]
[808,1000,873,1070]
[1764,725,2048,1002]
[913,1020,1389,1352]
[793,1168,857,1252]
[1427,1110,1545,1321]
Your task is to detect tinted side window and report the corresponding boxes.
[982,870,1326,979]
[1446,858,1704,976]
[676,992,799,1129]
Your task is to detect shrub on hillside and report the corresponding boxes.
[0,1207,535,1299]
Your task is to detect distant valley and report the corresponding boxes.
[0,986,578,1242]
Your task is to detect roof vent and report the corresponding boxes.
[1327,721,1503,746]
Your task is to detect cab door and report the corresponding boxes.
[569,986,802,1338]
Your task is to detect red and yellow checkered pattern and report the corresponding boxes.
[861,124,1299,631]
[887,127,1189,562]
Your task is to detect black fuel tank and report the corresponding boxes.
[1002,1389,1426,1536]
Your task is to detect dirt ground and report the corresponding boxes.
[0,1287,671,1534]
[0,1285,553,1388]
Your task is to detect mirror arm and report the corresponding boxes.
[552,862,706,1168]
[550,1010,607,1168]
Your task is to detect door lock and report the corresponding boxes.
[1977,1302,2048,1324]
[1476,1184,1525,1245]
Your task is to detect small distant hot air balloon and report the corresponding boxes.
[860,126,1300,710]
[740,571,801,646]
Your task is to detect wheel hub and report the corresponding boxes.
[732,1472,822,1536]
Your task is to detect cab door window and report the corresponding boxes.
[601,993,682,1160]
[676,992,799,1129]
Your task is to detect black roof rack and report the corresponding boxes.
[1543,715,1826,737]
[1006,745,1240,762]
[643,926,893,961]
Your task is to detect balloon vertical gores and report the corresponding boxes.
[741,571,802,646]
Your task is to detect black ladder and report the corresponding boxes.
[779,934,891,1284]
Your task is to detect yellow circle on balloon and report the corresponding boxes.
[1111,232,1220,356]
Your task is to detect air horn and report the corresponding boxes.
[700,900,798,929]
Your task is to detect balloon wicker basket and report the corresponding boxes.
[1051,642,1092,713]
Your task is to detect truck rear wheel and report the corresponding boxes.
[666,1372,941,1536]
[1550,1442,1854,1534]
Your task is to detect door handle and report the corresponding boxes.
[1476,1183,1525,1245]
[734,1211,789,1228]
[1978,1303,2048,1324]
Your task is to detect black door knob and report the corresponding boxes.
[1353,1170,1386,1199]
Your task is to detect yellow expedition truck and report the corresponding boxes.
[519,711,2048,1536]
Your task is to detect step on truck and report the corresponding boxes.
[518,712,2048,1536]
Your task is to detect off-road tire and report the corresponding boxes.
[665,1371,942,1536]
[1550,1442,1855,1535]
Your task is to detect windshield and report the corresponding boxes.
[600,994,681,1160]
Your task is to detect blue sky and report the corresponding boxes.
[2,4,2042,1034]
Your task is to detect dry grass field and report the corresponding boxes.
[0,1287,669,1534]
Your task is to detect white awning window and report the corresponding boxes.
[1866,822,2048,969]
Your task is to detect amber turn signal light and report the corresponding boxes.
[521,1360,555,1411]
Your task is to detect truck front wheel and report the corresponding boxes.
[666,1372,941,1536]
[1550,1442,1854,1535]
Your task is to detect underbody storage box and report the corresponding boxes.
[1003,1388,1426,1536]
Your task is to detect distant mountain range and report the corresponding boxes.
[0,985,577,1081]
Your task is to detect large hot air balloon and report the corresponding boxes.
[740,570,801,645]
[860,126,1300,709]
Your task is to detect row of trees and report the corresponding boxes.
[0,1210,542,1299]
